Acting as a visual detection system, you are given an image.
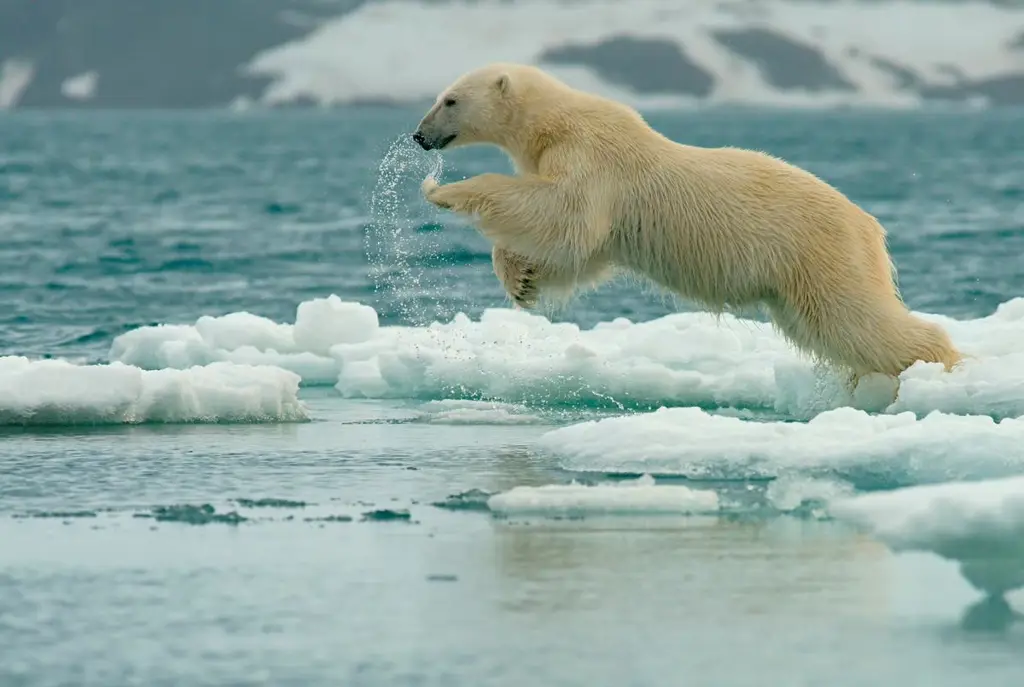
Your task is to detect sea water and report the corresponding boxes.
[1,108,1023,686]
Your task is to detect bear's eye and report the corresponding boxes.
[443,97,457,108]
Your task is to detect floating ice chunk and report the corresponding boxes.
[0,357,308,425]
[60,70,98,101]
[194,311,294,354]
[109,295,370,385]
[108,323,212,369]
[540,406,1024,489]
[293,298,379,356]
[108,294,1024,418]
[334,306,799,409]
[830,476,1024,596]
[487,474,720,517]
[109,295,806,406]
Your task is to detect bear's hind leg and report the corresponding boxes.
[768,295,961,382]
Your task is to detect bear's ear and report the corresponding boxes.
[494,73,510,96]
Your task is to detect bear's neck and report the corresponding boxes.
[500,104,568,174]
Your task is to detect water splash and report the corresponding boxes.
[366,134,446,325]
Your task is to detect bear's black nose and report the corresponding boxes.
[412,132,430,150]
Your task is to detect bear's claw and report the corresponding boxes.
[512,268,538,308]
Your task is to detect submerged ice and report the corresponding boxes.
[487,474,720,517]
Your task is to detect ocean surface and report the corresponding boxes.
[2,107,1024,686]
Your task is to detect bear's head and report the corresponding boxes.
[412,63,536,152]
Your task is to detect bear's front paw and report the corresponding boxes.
[421,176,451,209]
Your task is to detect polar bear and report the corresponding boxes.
[412,62,961,382]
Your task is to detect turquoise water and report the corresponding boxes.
[2,108,1024,685]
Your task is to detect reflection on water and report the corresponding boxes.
[961,595,1024,634]
[492,516,890,618]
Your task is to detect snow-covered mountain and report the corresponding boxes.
[3,0,1024,110]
